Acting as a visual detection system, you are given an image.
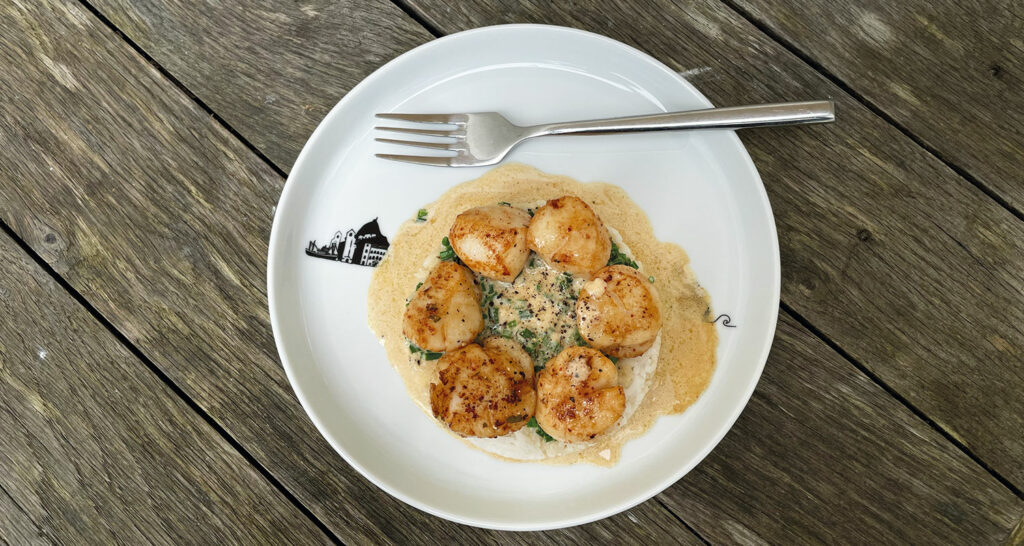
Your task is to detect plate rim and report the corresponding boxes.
[267,23,781,531]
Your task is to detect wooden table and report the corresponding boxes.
[1,1,1021,543]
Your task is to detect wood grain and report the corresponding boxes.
[724,0,1024,213]
[0,483,48,546]
[0,1,700,542]
[89,0,1024,489]
[1007,514,1024,545]
[0,240,329,543]
[400,0,1024,490]
[661,313,1023,543]
[2,0,1020,541]
[88,0,434,171]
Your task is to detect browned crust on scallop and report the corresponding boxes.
[402,261,482,352]
[449,205,531,282]
[429,342,536,438]
[535,346,625,443]
[576,265,662,358]
[527,196,612,277]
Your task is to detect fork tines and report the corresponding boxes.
[374,113,468,166]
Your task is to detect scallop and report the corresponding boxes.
[449,205,532,282]
[576,265,662,358]
[535,346,625,443]
[429,338,536,438]
[402,261,483,352]
[527,196,611,276]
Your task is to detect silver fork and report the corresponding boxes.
[375,100,835,167]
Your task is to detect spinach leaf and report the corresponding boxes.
[527,416,556,442]
[607,241,638,269]
[408,343,443,360]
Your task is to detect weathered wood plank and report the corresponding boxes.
[88,0,1024,488]
[89,0,434,171]
[662,313,1022,543]
[1007,512,1024,540]
[5,0,1020,541]
[0,483,49,546]
[724,0,1024,213]
[0,1,701,542]
[398,0,1024,490]
[0,242,329,543]
[1007,514,1024,545]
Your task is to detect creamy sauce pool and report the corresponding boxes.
[367,164,717,466]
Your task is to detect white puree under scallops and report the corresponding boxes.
[367,164,717,466]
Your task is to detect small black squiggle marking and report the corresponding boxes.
[711,314,737,328]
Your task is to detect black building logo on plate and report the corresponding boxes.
[305,218,389,267]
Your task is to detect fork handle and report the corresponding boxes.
[529,101,835,136]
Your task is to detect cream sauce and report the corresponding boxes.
[479,255,585,367]
[367,164,717,466]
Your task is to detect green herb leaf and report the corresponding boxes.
[558,272,574,295]
[527,417,556,442]
[648,275,655,283]
[607,241,639,269]
[524,341,540,360]
[415,281,423,290]
[409,343,442,360]
[505,414,526,423]
[439,236,458,261]
[416,208,428,222]
[608,355,619,365]
[520,328,536,339]
[497,201,512,207]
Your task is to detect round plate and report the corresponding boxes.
[268,24,779,530]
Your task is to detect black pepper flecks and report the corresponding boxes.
[473,253,588,366]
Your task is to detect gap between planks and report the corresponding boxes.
[390,0,1024,504]
[0,216,343,546]
[74,0,288,180]
[782,300,1023,500]
[394,0,1024,227]
[392,0,444,38]
[655,498,712,545]
[63,0,715,538]
[715,0,1024,224]
[32,0,1020,536]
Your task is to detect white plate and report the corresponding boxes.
[268,24,779,530]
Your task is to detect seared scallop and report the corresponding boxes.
[403,261,483,352]
[527,196,611,277]
[535,346,625,443]
[429,338,536,438]
[576,265,662,358]
[449,205,532,282]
